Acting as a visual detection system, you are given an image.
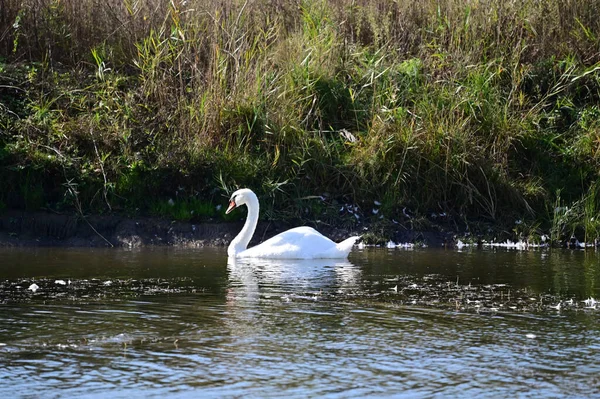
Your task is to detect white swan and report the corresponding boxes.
[225,188,360,259]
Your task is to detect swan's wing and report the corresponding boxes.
[239,226,338,259]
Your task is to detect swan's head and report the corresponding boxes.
[226,188,256,214]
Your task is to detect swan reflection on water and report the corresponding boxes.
[222,258,363,353]
[226,257,362,303]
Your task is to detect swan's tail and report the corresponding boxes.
[336,236,361,257]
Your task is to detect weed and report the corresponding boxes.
[0,0,599,243]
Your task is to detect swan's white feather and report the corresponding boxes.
[237,226,359,259]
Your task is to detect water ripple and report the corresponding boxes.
[1,248,600,397]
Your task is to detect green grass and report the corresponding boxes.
[1,0,600,243]
[150,197,232,222]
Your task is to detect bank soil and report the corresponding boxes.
[0,211,454,248]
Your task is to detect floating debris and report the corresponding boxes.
[1,277,202,304]
[2,273,598,316]
[383,241,416,249]
[54,280,67,286]
[481,240,547,250]
[584,297,597,308]
[373,274,591,314]
[456,240,468,249]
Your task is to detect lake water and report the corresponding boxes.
[1,247,599,398]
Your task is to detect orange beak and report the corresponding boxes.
[225,200,236,214]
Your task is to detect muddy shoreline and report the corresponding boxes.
[0,210,455,248]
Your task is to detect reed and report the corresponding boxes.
[1,0,599,242]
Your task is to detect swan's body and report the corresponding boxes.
[226,188,360,259]
[232,225,359,259]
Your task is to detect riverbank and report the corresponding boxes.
[2,0,599,246]
[0,210,232,248]
[0,210,458,248]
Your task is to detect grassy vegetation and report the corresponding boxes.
[1,0,600,243]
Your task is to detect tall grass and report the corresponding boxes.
[1,0,600,241]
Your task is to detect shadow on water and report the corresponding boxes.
[1,247,600,397]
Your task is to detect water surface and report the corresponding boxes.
[1,247,599,398]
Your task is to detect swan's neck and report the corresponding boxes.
[228,194,259,256]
